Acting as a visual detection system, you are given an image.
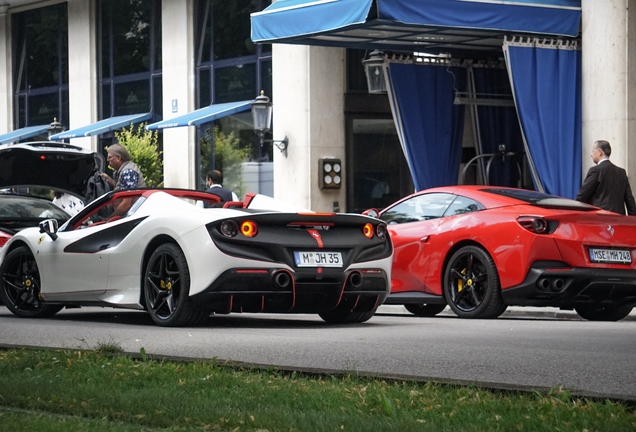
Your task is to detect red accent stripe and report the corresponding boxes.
[307,229,323,248]
[235,269,268,274]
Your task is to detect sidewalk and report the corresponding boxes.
[377,305,636,321]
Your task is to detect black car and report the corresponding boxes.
[0,141,106,246]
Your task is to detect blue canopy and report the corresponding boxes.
[49,113,152,141]
[145,101,252,131]
[252,0,581,53]
[0,124,50,144]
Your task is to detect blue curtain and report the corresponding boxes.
[504,39,582,198]
[473,68,524,187]
[385,63,466,191]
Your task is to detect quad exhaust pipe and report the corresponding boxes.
[537,277,565,292]
[347,271,362,289]
[272,270,292,289]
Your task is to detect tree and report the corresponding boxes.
[114,123,163,187]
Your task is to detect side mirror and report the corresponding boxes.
[362,208,380,219]
[39,219,59,241]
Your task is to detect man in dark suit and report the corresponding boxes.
[576,140,636,215]
[204,170,238,207]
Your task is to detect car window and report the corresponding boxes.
[443,196,483,217]
[381,193,455,224]
[0,196,69,220]
[70,193,145,230]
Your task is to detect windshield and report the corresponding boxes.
[0,195,70,228]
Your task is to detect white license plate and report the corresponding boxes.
[589,248,632,264]
[294,251,343,268]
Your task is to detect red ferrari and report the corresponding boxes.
[374,186,636,321]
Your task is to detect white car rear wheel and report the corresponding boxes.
[144,243,208,327]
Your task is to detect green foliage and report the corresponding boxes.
[200,126,250,198]
[1,348,635,432]
[114,124,163,187]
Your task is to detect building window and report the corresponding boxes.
[97,0,162,120]
[194,0,272,191]
[12,3,69,129]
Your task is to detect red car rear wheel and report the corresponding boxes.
[443,245,507,319]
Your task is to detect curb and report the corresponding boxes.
[377,305,636,321]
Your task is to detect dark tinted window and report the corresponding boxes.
[0,195,69,220]
[12,3,69,129]
[483,188,596,210]
[443,196,483,217]
[98,0,161,121]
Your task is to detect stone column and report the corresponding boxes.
[581,0,636,178]
[67,0,97,151]
[272,44,346,212]
[161,0,195,189]
[0,6,11,134]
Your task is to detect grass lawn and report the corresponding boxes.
[0,347,634,431]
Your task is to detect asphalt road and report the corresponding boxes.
[1,305,635,401]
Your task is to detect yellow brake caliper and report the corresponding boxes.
[458,268,467,292]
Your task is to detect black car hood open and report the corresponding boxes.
[0,142,105,198]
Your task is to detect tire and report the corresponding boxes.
[0,246,63,318]
[574,304,633,322]
[404,303,447,317]
[144,243,209,327]
[443,246,507,319]
[319,309,376,324]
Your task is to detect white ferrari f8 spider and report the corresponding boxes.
[0,189,392,326]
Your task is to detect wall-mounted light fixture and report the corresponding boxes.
[47,118,65,139]
[250,91,289,157]
[362,50,387,94]
[319,158,342,189]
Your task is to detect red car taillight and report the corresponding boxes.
[0,234,10,247]
[517,216,549,234]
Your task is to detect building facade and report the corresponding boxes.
[0,1,634,213]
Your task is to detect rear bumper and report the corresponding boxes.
[190,267,390,314]
[502,267,636,308]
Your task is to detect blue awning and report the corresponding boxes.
[251,0,581,54]
[0,124,50,144]
[145,100,252,131]
[49,113,152,141]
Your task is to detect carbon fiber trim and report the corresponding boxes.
[63,217,147,253]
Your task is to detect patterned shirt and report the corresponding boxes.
[119,169,140,190]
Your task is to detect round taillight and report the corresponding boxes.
[376,224,387,240]
[363,223,374,239]
[220,220,239,238]
[241,220,258,237]
[533,218,547,234]
[517,216,549,234]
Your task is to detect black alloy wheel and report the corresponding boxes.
[0,246,63,318]
[404,303,447,317]
[144,243,208,327]
[574,304,633,321]
[443,245,507,319]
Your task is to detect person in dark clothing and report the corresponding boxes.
[204,170,238,207]
[576,140,636,215]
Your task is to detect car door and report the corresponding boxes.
[35,222,111,300]
[381,193,455,293]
